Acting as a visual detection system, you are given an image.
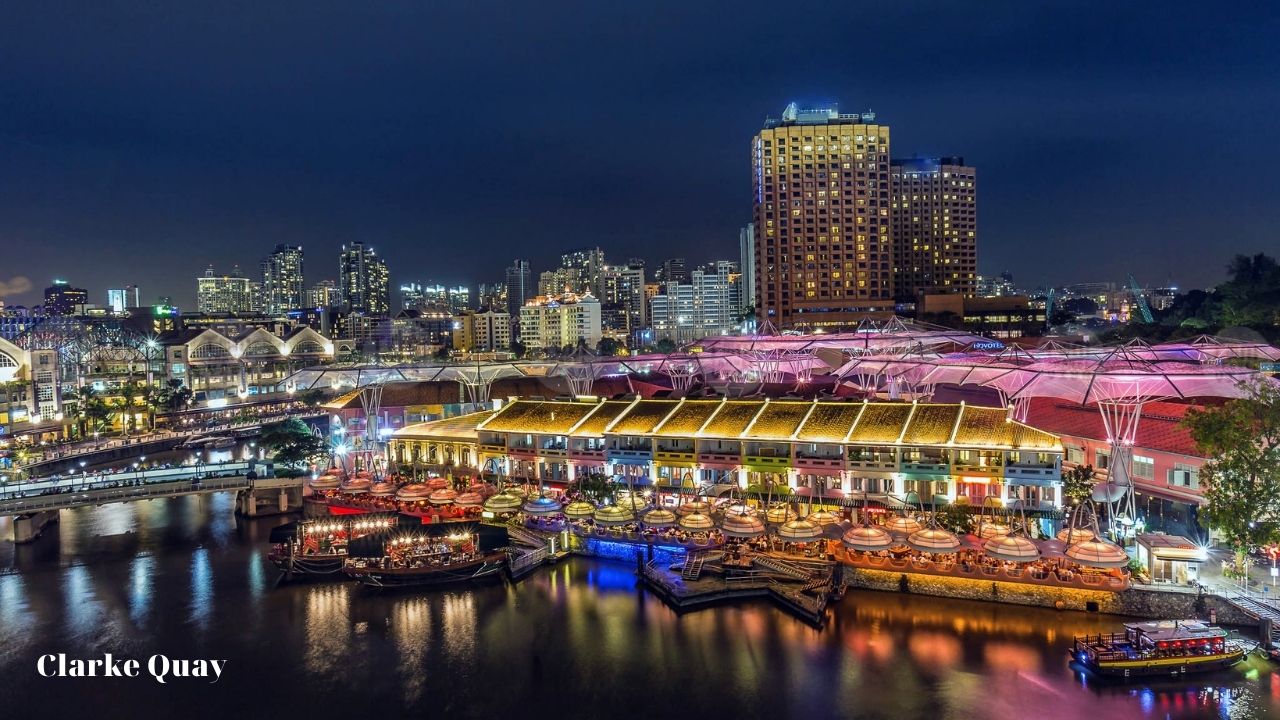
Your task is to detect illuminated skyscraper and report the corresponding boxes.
[260,244,306,313]
[338,242,390,315]
[505,259,532,319]
[752,102,893,329]
[890,157,977,300]
[196,266,256,314]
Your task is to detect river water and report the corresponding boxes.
[2,493,1278,720]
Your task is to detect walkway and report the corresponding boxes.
[0,474,256,515]
[0,461,271,506]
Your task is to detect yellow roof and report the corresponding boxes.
[698,401,765,439]
[454,399,1059,450]
[393,410,496,441]
[572,401,634,436]
[796,402,864,443]
[651,400,722,437]
[743,401,812,440]
[607,400,675,435]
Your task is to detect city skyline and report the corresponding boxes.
[2,4,1278,307]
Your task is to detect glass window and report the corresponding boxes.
[1132,455,1155,479]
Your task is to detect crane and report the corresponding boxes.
[1127,274,1154,323]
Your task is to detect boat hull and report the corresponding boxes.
[268,550,347,579]
[345,554,507,588]
[1076,650,1246,678]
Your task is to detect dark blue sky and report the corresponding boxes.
[2,1,1278,308]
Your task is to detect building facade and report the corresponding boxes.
[44,281,89,316]
[505,260,533,321]
[518,294,603,351]
[598,263,647,338]
[650,261,741,343]
[260,244,306,313]
[339,242,390,315]
[752,102,893,330]
[196,266,258,314]
[453,309,512,352]
[890,157,977,300]
[308,280,341,309]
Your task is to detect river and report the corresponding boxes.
[2,493,1278,720]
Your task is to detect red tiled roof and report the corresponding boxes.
[1024,397,1204,458]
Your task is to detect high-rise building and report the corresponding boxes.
[453,309,512,352]
[339,242,390,315]
[656,258,689,285]
[260,244,306,313]
[650,261,741,343]
[505,260,532,320]
[400,282,426,311]
[890,157,976,300]
[196,266,256,314]
[598,263,647,336]
[308,280,341,309]
[43,280,89,316]
[752,102,892,329]
[477,282,508,311]
[539,267,581,297]
[561,247,607,294]
[447,285,470,314]
[519,294,602,352]
[106,285,141,314]
[738,224,756,312]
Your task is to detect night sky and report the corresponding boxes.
[2,2,1278,309]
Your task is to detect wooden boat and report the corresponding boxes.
[1071,620,1246,678]
[342,522,510,589]
[267,515,398,580]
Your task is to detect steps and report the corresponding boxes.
[1230,596,1280,644]
[752,554,814,582]
[506,523,547,548]
[682,552,707,581]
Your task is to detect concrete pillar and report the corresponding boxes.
[648,462,659,486]
[12,510,59,544]
[278,489,288,513]
[566,461,576,482]
[737,467,748,488]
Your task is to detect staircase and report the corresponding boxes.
[1229,596,1280,645]
[800,576,831,595]
[752,554,814,581]
[682,552,708,581]
[506,523,547,549]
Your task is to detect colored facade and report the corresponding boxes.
[391,398,1064,511]
[890,156,977,300]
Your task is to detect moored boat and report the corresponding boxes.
[343,522,510,588]
[1071,620,1246,678]
[267,514,398,580]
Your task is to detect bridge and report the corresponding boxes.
[3,461,306,543]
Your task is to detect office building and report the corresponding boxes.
[655,258,689,285]
[106,285,141,314]
[738,224,756,311]
[339,242,390,315]
[196,266,257,314]
[453,309,512,352]
[43,280,89,316]
[518,294,602,351]
[598,263,647,336]
[752,102,893,329]
[260,244,306,313]
[477,282,508,311]
[447,286,470,314]
[308,280,341,309]
[505,260,533,320]
[650,260,741,343]
[890,157,977,300]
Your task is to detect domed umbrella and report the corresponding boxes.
[907,527,961,554]
[639,507,677,527]
[341,478,371,494]
[523,495,564,516]
[775,519,823,541]
[720,512,766,538]
[454,491,484,507]
[429,488,458,505]
[977,521,1011,539]
[678,512,715,531]
[483,492,523,513]
[616,496,647,512]
[764,504,797,524]
[723,503,755,516]
[983,535,1041,563]
[841,525,894,552]
[885,516,923,537]
[806,510,841,526]
[1065,539,1130,568]
[594,504,635,527]
[309,475,340,490]
[562,501,597,519]
[1056,527,1096,544]
[369,481,396,496]
[677,500,711,516]
[504,485,530,500]
[427,477,449,490]
[395,484,430,501]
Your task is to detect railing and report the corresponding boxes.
[509,546,549,575]
[841,550,1130,591]
[0,475,253,514]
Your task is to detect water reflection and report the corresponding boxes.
[1,492,1279,719]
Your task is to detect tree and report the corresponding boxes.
[1062,464,1097,505]
[654,338,677,354]
[297,388,328,407]
[596,337,621,356]
[260,418,329,468]
[937,503,975,535]
[1183,378,1280,575]
[576,472,617,505]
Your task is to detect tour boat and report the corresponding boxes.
[342,522,510,589]
[1071,620,1246,678]
[267,515,398,580]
